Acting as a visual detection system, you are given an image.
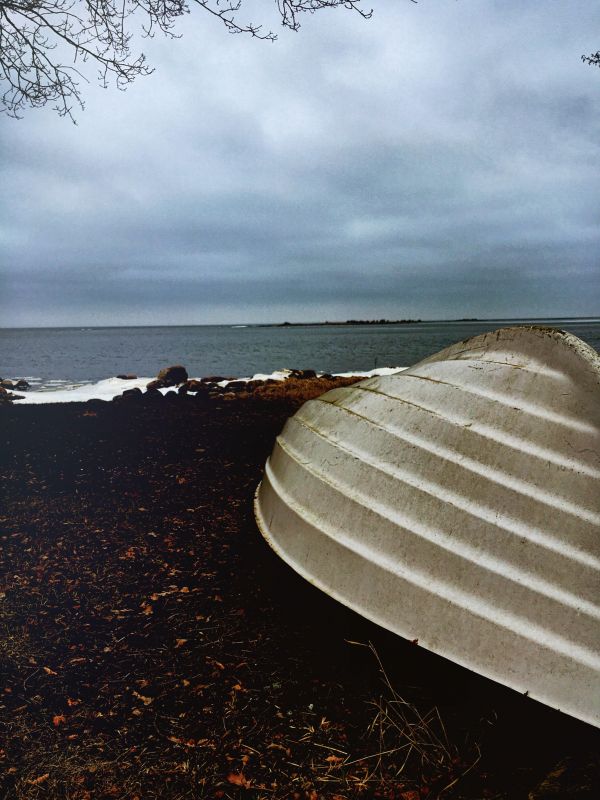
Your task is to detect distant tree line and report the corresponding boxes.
[279,319,422,327]
[344,319,422,325]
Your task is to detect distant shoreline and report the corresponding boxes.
[4,317,600,331]
[263,318,430,328]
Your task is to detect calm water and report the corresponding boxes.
[1,319,599,390]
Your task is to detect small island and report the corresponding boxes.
[272,318,423,327]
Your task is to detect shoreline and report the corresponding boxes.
[2,367,406,405]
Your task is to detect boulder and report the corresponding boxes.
[0,379,14,389]
[201,376,226,383]
[116,374,137,380]
[290,369,317,379]
[113,388,143,404]
[183,379,208,393]
[143,388,163,403]
[122,387,143,401]
[157,365,188,386]
[146,379,165,390]
[86,398,108,408]
[14,379,30,390]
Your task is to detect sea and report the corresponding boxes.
[1,318,599,402]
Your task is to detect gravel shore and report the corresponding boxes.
[1,386,598,799]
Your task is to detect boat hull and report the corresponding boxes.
[254,326,600,727]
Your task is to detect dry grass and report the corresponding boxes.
[289,643,479,799]
[244,376,362,406]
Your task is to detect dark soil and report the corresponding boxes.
[1,390,598,799]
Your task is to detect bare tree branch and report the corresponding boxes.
[582,50,600,68]
[0,0,372,120]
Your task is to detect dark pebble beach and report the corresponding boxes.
[1,383,599,799]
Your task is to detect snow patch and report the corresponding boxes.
[11,368,407,404]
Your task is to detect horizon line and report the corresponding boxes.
[1,315,600,331]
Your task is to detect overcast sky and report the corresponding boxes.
[1,1,599,326]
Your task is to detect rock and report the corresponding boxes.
[0,379,14,389]
[164,391,179,403]
[146,379,165,390]
[113,388,143,404]
[9,393,25,401]
[116,374,137,380]
[121,388,143,401]
[14,379,30,390]
[143,388,163,403]
[290,369,317,379]
[224,380,247,391]
[183,379,208,393]
[86,398,108,408]
[201,376,226,383]
[156,365,188,386]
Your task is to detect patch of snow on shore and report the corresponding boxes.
[11,368,407,404]
[13,377,157,404]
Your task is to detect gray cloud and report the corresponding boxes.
[1,1,599,325]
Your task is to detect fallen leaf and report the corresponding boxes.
[28,773,50,785]
[52,714,66,727]
[67,698,81,707]
[175,638,188,648]
[267,743,287,752]
[43,666,58,676]
[325,755,343,765]
[132,691,153,706]
[227,772,251,788]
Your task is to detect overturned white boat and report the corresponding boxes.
[254,326,600,727]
